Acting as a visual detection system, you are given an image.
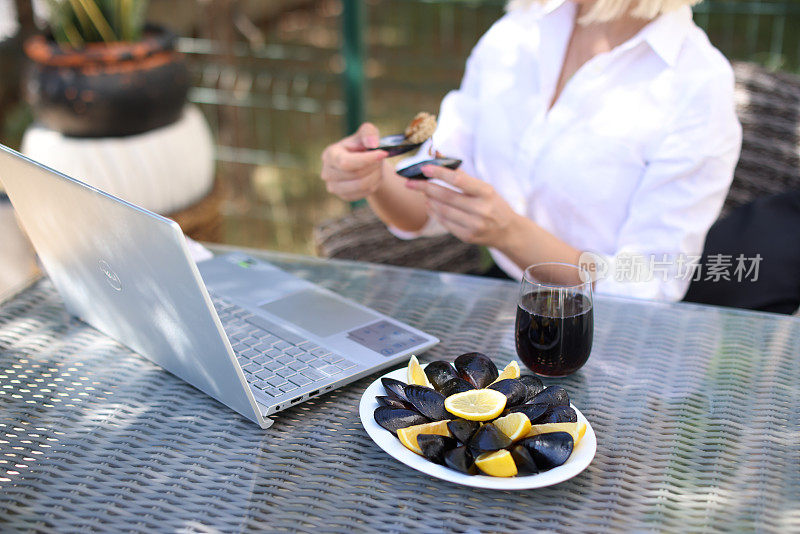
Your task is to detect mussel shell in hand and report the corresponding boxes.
[447,418,481,444]
[520,431,574,470]
[396,158,462,180]
[404,384,449,421]
[424,360,459,391]
[531,385,570,408]
[370,134,421,157]
[468,423,513,456]
[487,379,528,406]
[417,434,459,465]
[454,352,499,389]
[382,377,410,403]
[444,445,478,475]
[440,377,475,397]
[518,375,545,400]
[376,395,417,411]
[374,406,429,432]
[543,405,577,423]
[510,444,539,474]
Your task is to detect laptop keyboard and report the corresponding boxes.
[209,294,358,399]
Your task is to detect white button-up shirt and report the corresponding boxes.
[394,0,742,301]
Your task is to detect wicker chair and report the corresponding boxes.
[314,62,800,273]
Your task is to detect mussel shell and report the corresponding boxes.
[454,352,499,389]
[424,360,459,391]
[487,379,528,406]
[521,431,574,470]
[507,402,550,424]
[396,158,462,180]
[376,395,416,410]
[370,134,421,157]
[447,419,481,445]
[518,375,545,400]
[417,434,459,465]
[382,377,410,403]
[468,423,513,456]
[373,406,429,432]
[404,384,449,421]
[510,444,539,474]
[443,445,478,475]
[440,377,475,397]
[543,405,577,423]
[531,385,570,408]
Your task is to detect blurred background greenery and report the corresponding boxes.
[1,0,799,255]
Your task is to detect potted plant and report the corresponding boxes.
[23,0,190,137]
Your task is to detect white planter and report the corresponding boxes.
[21,104,215,215]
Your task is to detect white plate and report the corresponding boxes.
[359,366,597,490]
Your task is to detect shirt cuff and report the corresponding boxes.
[388,215,449,240]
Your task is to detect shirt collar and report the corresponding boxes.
[530,1,693,68]
[640,6,693,67]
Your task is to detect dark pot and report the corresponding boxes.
[23,25,190,138]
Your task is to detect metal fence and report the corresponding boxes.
[178,0,800,253]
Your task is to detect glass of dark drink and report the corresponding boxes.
[515,263,593,377]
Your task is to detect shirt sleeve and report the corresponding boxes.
[595,67,742,301]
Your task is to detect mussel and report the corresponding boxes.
[404,385,449,421]
[374,406,429,432]
[543,405,577,423]
[510,444,539,474]
[507,402,549,424]
[531,385,570,408]
[447,419,481,445]
[376,396,416,411]
[396,158,462,180]
[454,352,499,389]
[518,375,545,400]
[417,434,459,465]
[520,431,574,470]
[440,377,475,397]
[371,112,437,157]
[382,377,410,403]
[370,134,421,157]
[487,379,528,406]
[443,445,478,475]
[468,423,512,456]
[424,360,459,391]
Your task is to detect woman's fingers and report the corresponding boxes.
[427,198,476,229]
[409,179,482,216]
[341,122,381,151]
[428,201,477,242]
[420,165,491,197]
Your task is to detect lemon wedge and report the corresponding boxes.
[525,422,587,445]
[397,420,452,455]
[475,449,518,477]
[491,412,531,441]
[444,389,507,421]
[491,360,521,384]
[407,355,432,387]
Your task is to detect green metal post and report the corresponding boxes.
[342,0,365,136]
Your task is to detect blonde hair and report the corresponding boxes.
[507,0,701,23]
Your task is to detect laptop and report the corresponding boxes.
[0,144,438,429]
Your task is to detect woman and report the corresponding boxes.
[320,0,742,301]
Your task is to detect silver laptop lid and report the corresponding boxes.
[0,144,268,428]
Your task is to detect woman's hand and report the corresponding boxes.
[405,165,521,249]
[321,123,389,202]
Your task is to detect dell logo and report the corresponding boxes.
[99,260,122,291]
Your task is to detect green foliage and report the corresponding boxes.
[43,0,149,46]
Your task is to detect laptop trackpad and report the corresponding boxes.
[259,289,379,338]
